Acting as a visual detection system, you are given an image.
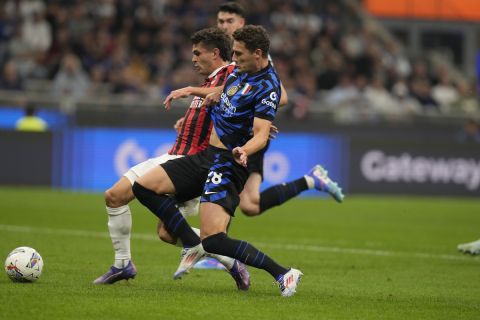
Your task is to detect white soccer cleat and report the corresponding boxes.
[457,239,480,255]
[275,268,303,297]
[173,244,206,279]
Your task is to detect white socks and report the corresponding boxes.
[107,205,132,269]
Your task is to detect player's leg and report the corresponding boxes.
[94,155,182,284]
[238,172,262,216]
[200,150,302,296]
[157,221,177,245]
[457,239,480,255]
[93,176,137,284]
[133,164,201,249]
[105,177,135,267]
[240,159,344,217]
[200,202,302,297]
[156,192,242,278]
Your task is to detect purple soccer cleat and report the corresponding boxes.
[93,261,137,284]
[228,260,250,291]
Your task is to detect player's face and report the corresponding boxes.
[217,11,245,36]
[232,40,256,74]
[191,43,214,76]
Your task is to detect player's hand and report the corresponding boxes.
[163,87,192,110]
[174,117,185,132]
[232,147,248,167]
[201,91,221,107]
[269,124,279,140]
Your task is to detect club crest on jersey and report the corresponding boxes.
[227,86,239,96]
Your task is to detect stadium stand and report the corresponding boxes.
[0,0,478,122]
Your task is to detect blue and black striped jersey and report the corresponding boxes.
[210,62,281,150]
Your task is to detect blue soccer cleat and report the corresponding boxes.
[306,165,344,203]
[93,261,137,284]
[228,260,250,291]
[276,268,303,297]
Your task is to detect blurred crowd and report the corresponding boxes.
[0,0,478,119]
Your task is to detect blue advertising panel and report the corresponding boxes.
[58,128,347,196]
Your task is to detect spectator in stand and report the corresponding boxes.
[0,60,24,90]
[22,10,51,54]
[432,72,459,111]
[365,75,402,116]
[456,118,480,143]
[7,23,37,78]
[0,0,474,118]
[452,81,480,115]
[324,73,357,107]
[410,78,439,112]
[51,53,89,99]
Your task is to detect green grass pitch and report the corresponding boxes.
[0,187,479,319]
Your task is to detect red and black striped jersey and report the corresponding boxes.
[169,63,235,156]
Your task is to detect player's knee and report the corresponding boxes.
[240,206,260,216]
[239,200,260,217]
[104,188,127,208]
[202,232,227,254]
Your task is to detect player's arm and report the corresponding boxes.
[164,86,224,110]
[201,86,224,108]
[279,82,288,107]
[233,117,271,167]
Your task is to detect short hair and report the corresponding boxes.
[191,27,232,62]
[217,2,246,18]
[232,25,270,58]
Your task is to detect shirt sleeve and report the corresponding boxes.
[253,79,280,121]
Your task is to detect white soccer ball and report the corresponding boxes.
[4,247,43,282]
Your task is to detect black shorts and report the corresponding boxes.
[247,140,270,178]
[161,145,249,216]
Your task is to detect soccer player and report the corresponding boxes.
[165,2,344,221]
[159,1,344,273]
[94,28,249,290]
[457,239,480,255]
[133,25,303,297]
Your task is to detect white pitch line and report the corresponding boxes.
[0,224,478,263]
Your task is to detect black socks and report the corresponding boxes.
[259,177,308,213]
[202,232,288,279]
[132,182,200,247]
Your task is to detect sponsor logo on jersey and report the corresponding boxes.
[227,85,239,96]
[189,96,203,109]
[220,92,237,115]
[261,97,277,109]
[270,91,277,101]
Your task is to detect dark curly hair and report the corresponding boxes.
[232,25,270,58]
[217,2,246,18]
[191,27,232,62]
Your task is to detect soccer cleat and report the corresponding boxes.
[93,261,137,284]
[227,260,250,291]
[173,244,206,279]
[457,239,480,255]
[275,268,303,297]
[306,165,344,203]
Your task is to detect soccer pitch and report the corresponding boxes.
[0,187,479,319]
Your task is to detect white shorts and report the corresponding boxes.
[124,153,200,217]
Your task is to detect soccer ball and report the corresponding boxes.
[4,247,43,282]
